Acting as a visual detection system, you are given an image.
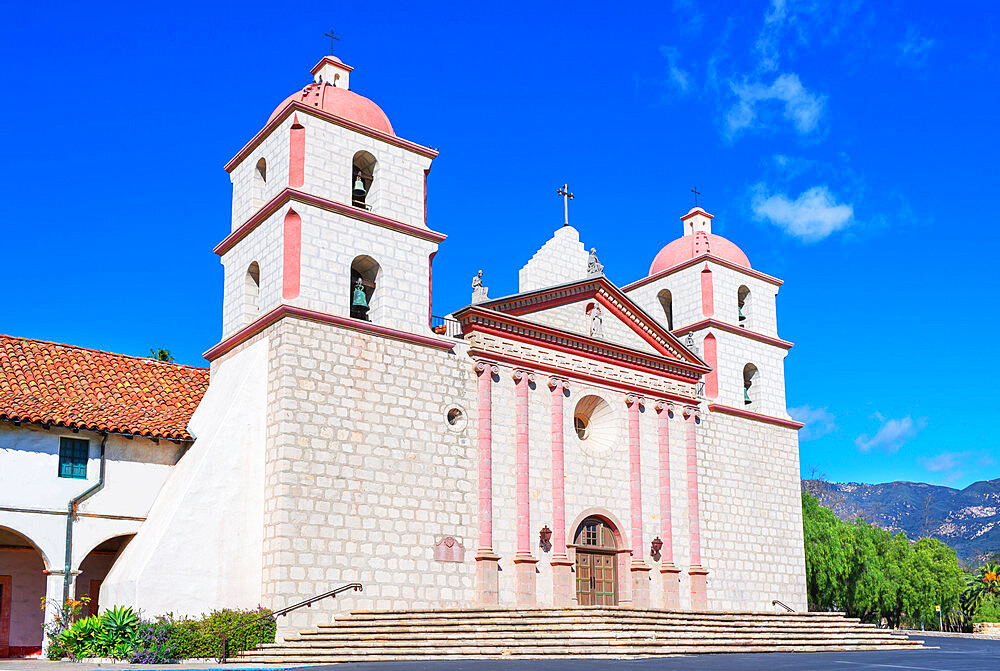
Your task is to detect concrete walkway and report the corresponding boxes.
[1,635,997,671]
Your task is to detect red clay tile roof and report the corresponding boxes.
[0,334,209,441]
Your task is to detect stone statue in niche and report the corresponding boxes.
[685,332,700,356]
[433,536,464,563]
[471,270,489,304]
[587,248,604,276]
[590,305,604,339]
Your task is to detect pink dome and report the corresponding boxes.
[268,83,394,136]
[649,232,751,275]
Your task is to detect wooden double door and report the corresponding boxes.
[574,517,619,605]
[575,551,617,605]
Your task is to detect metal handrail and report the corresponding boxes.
[772,599,795,612]
[218,582,363,662]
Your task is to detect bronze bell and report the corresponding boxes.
[352,175,367,201]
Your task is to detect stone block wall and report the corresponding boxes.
[697,411,806,611]
[261,318,476,637]
[518,226,589,293]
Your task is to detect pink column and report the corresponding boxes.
[288,114,305,188]
[685,405,708,609]
[474,360,500,604]
[626,394,651,608]
[548,376,573,605]
[512,368,537,606]
[655,400,681,609]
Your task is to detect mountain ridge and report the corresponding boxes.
[802,477,1000,565]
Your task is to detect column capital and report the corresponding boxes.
[474,360,500,377]
[548,376,570,392]
[625,393,645,408]
[512,368,535,384]
[683,404,701,420]
[654,399,675,414]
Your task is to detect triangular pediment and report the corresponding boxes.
[469,276,706,369]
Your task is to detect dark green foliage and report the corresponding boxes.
[166,608,276,659]
[801,491,967,629]
[57,606,140,659]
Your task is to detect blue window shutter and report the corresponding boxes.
[58,437,89,479]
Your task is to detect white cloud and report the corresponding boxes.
[919,451,966,474]
[755,0,788,73]
[898,26,935,68]
[855,415,926,454]
[789,405,836,441]
[751,185,854,242]
[660,46,690,93]
[727,73,826,136]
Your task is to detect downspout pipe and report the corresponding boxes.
[63,432,108,603]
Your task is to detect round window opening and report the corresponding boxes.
[447,408,463,426]
[572,395,616,455]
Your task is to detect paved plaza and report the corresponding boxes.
[0,635,997,671]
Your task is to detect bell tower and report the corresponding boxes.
[624,207,793,420]
[214,54,443,341]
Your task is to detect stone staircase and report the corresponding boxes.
[237,607,925,662]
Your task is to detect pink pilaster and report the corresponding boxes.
[655,400,681,609]
[685,405,708,609]
[288,114,305,188]
[512,368,538,606]
[475,360,500,604]
[548,376,573,605]
[627,394,651,608]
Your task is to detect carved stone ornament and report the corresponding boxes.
[434,536,465,563]
[587,248,604,276]
[655,400,675,414]
[683,404,701,421]
[626,393,645,408]
[548,376,569,392]
[512,368,535,384]
[589,305,604,339]
[471,270,489,304]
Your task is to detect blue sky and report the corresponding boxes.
[2,1,997,488]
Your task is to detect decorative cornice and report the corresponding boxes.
[680,209,714,221]
[225,101,438,173]
[203,305,454,361]
[310,56,354,74]
[673,319,794,350]
[473,277,706,368]
[622,254,784,292]
[707,403,804,430]
[214,188,447,256]
[458,308,704,382]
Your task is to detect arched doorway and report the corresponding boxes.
[573,517,618,605]
[75,535,134,617]
[0,526,48,658]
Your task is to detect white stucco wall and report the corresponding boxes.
[100,338,268,616]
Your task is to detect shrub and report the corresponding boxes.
[168,607,276,659]
[58,606,139,659]
[129,617,178,664]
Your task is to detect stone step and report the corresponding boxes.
[239,642,924,662]
[294,626,884,639]
[338,608,852,622]
[329,615,864,628]
[261,635,908,650]
[345,607,848,617]
[318,618,872,630]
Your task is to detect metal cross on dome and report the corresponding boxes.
[557,183,574,227]
[691,187,702,207]
[324,30,340,55]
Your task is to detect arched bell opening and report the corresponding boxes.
[243,262,261,325]
[0,526,49,657]
[351,151,376,209]
[571,516,619,606]
[737,285,751,328]
[657,289,673,331]
[350,255,381,322]
[743,363,759,406]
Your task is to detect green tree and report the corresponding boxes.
[149,348,173,362]
[801,491,848,611]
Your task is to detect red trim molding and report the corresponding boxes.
[214,188,447,256]
[623,254,784,291]
[680,209,713,221]
[311,56,354,74]
[225,101,437,173]
[674,319,794,349]
[204,305,454,361]
[707,403,804,430]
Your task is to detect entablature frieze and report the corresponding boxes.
[466,331,698,404]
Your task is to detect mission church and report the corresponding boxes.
[0,53,807,652]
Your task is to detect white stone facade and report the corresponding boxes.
[98,53,809,643]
